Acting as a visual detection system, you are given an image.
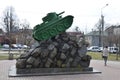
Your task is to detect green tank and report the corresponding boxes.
[33,11,74,41]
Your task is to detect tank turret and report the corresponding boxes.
[33,11,74,41]
[42,11,64,22]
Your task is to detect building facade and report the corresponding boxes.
[85,30,108,47]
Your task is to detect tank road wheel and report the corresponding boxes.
[49,28,57,36]
[41,32,49,40]
[32,34,40,41]
[57,24,65,32]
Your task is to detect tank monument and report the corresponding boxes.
[9,11,101,77]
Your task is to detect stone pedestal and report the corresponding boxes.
[9,66,101,77]
[9,32,98,77]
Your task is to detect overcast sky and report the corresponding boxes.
[0,0,120,33]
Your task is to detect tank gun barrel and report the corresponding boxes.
[57,11,65,16]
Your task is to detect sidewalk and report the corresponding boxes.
[0,60,120,80]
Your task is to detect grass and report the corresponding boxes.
[0,53,20,60]
[87,51,120,61]
[0,50,25,60]
[0,55,9,60]
[87,52,103,60]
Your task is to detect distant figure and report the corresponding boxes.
[102,46,109,66]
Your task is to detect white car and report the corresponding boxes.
[108,47,119,53]
[87,46,101,52]
[2,44,9,48]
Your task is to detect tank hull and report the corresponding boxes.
[33,15,73,41]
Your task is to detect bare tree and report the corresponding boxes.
[1,6,19,44]
[2,6,19,34]
[112,34,120,60]
[1,6,19,59]
[94,19,102,47]
[105,25,120,60]
[18,19,33,46]
[94,18,111,47]
[75,26,80,32]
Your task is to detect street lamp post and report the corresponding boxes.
[101,4,108,47]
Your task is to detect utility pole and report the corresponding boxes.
[101,4,108,47]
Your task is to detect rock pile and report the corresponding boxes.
[16,32,91,69]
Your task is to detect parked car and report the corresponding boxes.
[12,44,19,49]
[108,47,119,53]
[22,45,29,49]
[2,44,9,48]
[99,47,103,52]
[11,44,29,49]
[87,46,101,52]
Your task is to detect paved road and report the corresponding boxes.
[0,60,120,80]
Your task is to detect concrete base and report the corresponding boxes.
[8,66,101,77]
